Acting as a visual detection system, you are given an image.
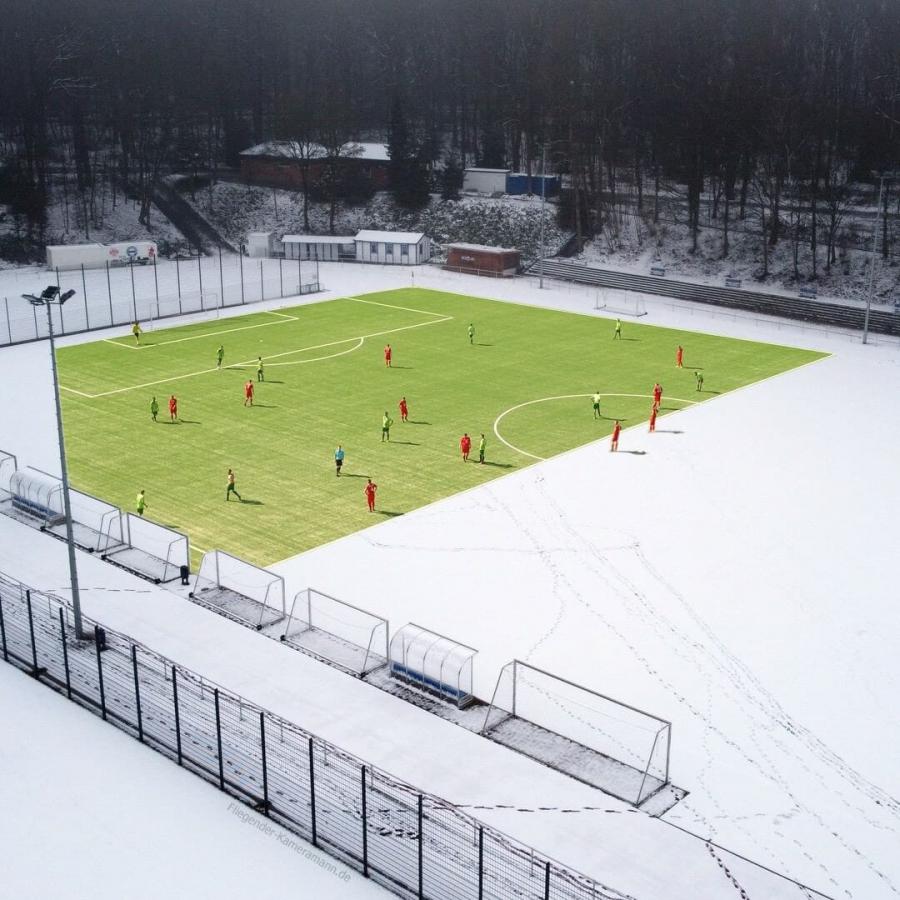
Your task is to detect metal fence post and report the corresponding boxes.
[3,296,12,344]
[214,688,224,789]
[197,247,204,296]
[361,765,369,877]
[58,607,71,698]
[478,826,484,899]
[0,591,8,662]
[279,256,284,297]
[94,628,107,719]
[218,244,225,306]
[81,265,90,330]
[153,255,160,310]
[259,260,264,301]
[176,255,182,299]
[239,250,245,304]
[132,644,144,742]
[106,262,113,323]
[130,261,137,321]
[172,665,183,764]
[25,589,40,674]
[544,861,550,900]
[308,737,318,846]
[418,794,424,899]
[259,711,270,815]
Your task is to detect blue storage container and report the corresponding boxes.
[505,173,559,196]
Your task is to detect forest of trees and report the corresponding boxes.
[1,0,898,268]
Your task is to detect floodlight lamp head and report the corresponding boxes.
[59,289,76,304]
[41,285,60,300]
[21,293,42,306]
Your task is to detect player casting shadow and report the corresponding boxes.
[620,450,647,456]
[376,510,402,518]
[480,461,515,468]
[389,365,413,370]
[475,342,493,347]
[391,440,421,446]
[238,498,264,505]
[251,403,278,409]
[655,429,684,434]
[162,419,201,425]
[341,473,368,478]
[407,420,431,425]
[262,379,284,384]
[697,389,720,395]
[619,337,640,342]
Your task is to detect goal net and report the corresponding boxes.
[0,450,17,501]
[481,660,671,806]
[104,513,189,583]
[595,288,647,317]
[279,588,388,676]
[190,549,285,630]
[43,484,125,553]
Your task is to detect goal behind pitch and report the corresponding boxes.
[481,660,671,806]
[190,549,285,630]
[595,288,647,317]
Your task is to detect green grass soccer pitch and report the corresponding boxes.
[57,288,825,566]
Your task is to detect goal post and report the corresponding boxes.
[190,549,285,630]
[481,660,671,806]
[279,588,389,676]
[595,288,647,318]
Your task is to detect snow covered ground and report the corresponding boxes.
[1,262,898,899]
[0,663,388,900]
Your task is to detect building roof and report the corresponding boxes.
[448,243,520,254]
[355,230,427,244]
[281,234,356,244]
[240,140,389,162]
[464,168,510,174]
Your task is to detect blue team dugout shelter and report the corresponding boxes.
[505,173,560,196]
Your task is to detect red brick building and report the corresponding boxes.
[445,243,521,277]
[239,141,390,190]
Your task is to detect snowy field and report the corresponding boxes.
[0,261,898,900]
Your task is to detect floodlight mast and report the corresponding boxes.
[863,172,897,346]
[21,286,87,640]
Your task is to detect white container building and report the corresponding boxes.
[354,230,431,265]
[462,168,510,194]
[282,235,357,261]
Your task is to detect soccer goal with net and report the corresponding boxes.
[481,660,671,806]
[278,588,389,677]
[103,513,189,583]
[595,288,647,317]
[190,549,285,630]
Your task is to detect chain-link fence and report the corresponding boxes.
[0,571,631,900]
[0,250,321,347]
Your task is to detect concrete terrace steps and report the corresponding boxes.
[535,259,900,337]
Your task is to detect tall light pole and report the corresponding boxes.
[22,286,87,640]
[863,172,897,346]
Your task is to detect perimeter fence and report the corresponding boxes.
[0,571,631,900]
[0,249,321,347]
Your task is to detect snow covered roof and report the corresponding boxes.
[240,140,389,162]
[355,230,427,244]
[281,234,356,244]
[464,167,510,174]
[448,242,519,254]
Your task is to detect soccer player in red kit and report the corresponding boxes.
[676,345,684,368]
[460,433,472,461]
[384,344,392,367]
[364,478,378,511]
[244,380,254,407]
[168,394,178,422]
[611,420,621,451]
[653,382,662,407]
[399,396,409,422]
[649,405,657,432]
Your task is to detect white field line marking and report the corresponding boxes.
[103,309,301,350]
[266,337,365,367]
[348,296,449,318]
[102,339,142,351]
[493,393,699,461]
[64,312,453,398]
[59,385,95,398]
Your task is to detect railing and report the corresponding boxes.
[532,259,900,337]
[0,571,631,900]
